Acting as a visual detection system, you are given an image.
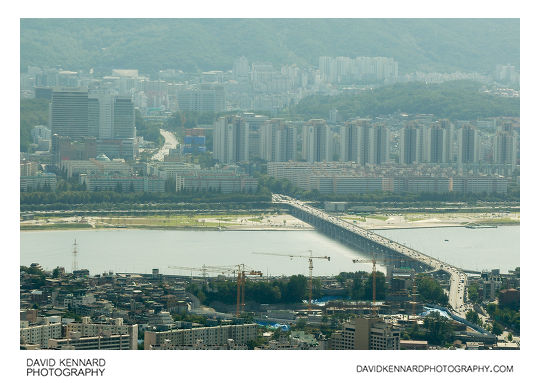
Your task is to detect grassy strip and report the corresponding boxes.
[21,223,94,230]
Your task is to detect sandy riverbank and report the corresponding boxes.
[20,211,519,231]
[20,213,314,231]
[341,211,520,230]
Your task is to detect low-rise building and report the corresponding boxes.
[80,174,165,192]
[48,333,133,350]
[329,316,400,350]
[20,317,63,348]
[144,323,257,349]
[20,173,57,192]
[176,170,258,193]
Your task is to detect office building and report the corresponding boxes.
[112,96,136,139]
[51,135,97,165]
[95,138,136,161]
[49,89,89,140]
[330,316,400,350]
[87,97,100,138]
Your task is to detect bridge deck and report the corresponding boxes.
[272,194,468,314]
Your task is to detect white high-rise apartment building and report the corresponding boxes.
[426,119,453,163]
[493,123,518,168]
[340,119,371,164]
[458,124,479,164]
[213,116,249,164]
[400,122,422,164]
[369,124,390,164]
[302,119,331,162]
[262,119,297,162]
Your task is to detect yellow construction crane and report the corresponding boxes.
[253,250,330,314]
[353,254,419,318]
[352,255,379,317]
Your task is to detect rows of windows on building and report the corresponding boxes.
[20,65,518,195]
[211,114,518,167]
[21,105,518,194]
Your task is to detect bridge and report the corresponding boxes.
[272,194,468,315]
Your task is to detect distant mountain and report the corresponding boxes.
[20,19,519,75]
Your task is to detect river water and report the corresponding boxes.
[20,225,519,276]
[373,225,520,273]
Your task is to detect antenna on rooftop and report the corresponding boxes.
[72,239,78,272]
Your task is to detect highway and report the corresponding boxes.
[151,129,178,161]
[272,194,468,316]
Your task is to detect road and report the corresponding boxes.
[151,129,179,161]
[272,194,468,316]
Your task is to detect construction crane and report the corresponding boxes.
[168,264,262,317]
[253,250,330,314]
[168,264,226,284]
[235,265,263,317]
[353,252,419,318]
[352,254,379,317]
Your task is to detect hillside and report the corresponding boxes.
[20,19,519,75]
[282,81,520,121]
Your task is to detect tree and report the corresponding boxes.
[465,310,481,326]
[422,311,454,345]
[492,322,503,336]
[467,283,480,303]
[417,275,449,306]
[284,275,308,303]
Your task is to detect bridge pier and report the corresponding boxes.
[288,204,431,273]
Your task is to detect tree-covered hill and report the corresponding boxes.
[282,81,520,121]
[21,19,519,75]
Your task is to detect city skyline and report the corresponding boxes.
[13,15,525,382]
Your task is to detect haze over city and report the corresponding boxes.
[19,18,520,356]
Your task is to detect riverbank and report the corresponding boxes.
[340,211,520,230]
[20,213,313,231]
[20,211,519,231]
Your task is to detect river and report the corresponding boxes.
[20,226,519,276]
